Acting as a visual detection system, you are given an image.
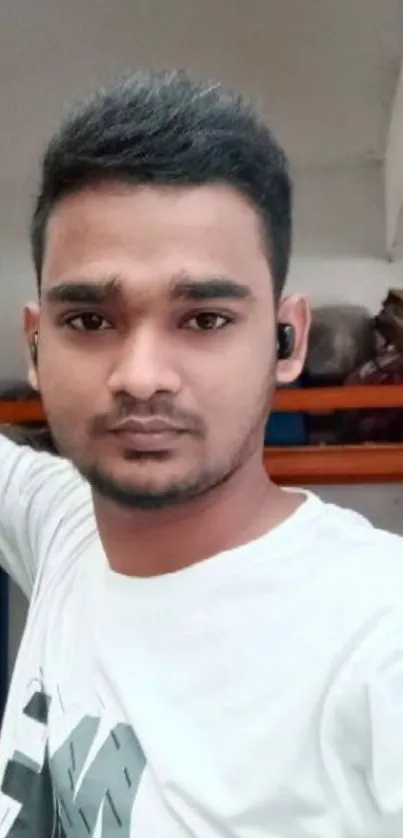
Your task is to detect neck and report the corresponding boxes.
[93,452,304,577]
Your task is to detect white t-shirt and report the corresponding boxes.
[1,436,403,837]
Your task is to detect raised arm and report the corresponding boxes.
[0,433,87,598]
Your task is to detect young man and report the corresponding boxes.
[0,70,403,838]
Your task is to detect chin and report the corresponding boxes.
[80,457,214,511]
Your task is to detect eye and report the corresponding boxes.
[65,313,112,332]
[184,312,231,332]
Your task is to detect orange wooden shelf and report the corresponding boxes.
[265,444,403,485]
[0,400,45,424]
[275,383,403,412]
[2,387,403,484]
[1,384,403,423]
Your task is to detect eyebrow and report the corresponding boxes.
[44,274,253,305]
[44,277,121,305]
[170,277,252,302]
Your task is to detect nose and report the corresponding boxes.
[107,327,182,401]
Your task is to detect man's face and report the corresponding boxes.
[26,182,308,509]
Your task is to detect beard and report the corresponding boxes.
[79,453,239,511]
[61,403,267,512]
[42,374,273,512]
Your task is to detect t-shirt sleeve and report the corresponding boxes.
[0,433,85,598]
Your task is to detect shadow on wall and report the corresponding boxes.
[0,571,8,720]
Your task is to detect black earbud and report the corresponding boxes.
[30,332,38,366]
[277,323,295,360]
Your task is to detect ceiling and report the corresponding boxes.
[0,0,403,187]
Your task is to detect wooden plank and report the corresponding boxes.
[2,385,403,423]
[265,444,403,485]
[274,384,403,412]
[0,400,45,423]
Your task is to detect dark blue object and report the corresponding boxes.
[265,410,307,446]
[0,569,8,722]
[265,382,307,446]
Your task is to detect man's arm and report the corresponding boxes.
[0,433,85,597]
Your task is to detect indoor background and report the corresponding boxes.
[1,0,403,666]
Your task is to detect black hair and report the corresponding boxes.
[31,69,292,296]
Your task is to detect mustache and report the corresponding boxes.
[91,399,204,435]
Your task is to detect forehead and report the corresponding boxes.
[41,182,272,298]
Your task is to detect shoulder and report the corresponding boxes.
[0,431,94,557]
[308,493,403,607]
[0,433,93,594]
[0,431,86,507]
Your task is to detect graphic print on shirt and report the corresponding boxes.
[0,683,146,837]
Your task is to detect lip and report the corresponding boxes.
[109,418,187,451]
[111,418,185,434]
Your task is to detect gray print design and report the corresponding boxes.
[0,686,146,837]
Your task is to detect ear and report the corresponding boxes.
[275,294,311,386]
[23,304,40,393]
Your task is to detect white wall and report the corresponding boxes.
[289,163,403,311]
[0,181,34,379]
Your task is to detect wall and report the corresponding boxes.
[289,163,403,310]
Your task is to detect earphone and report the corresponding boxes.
[277,323,295,360]
[30,332,38,366]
